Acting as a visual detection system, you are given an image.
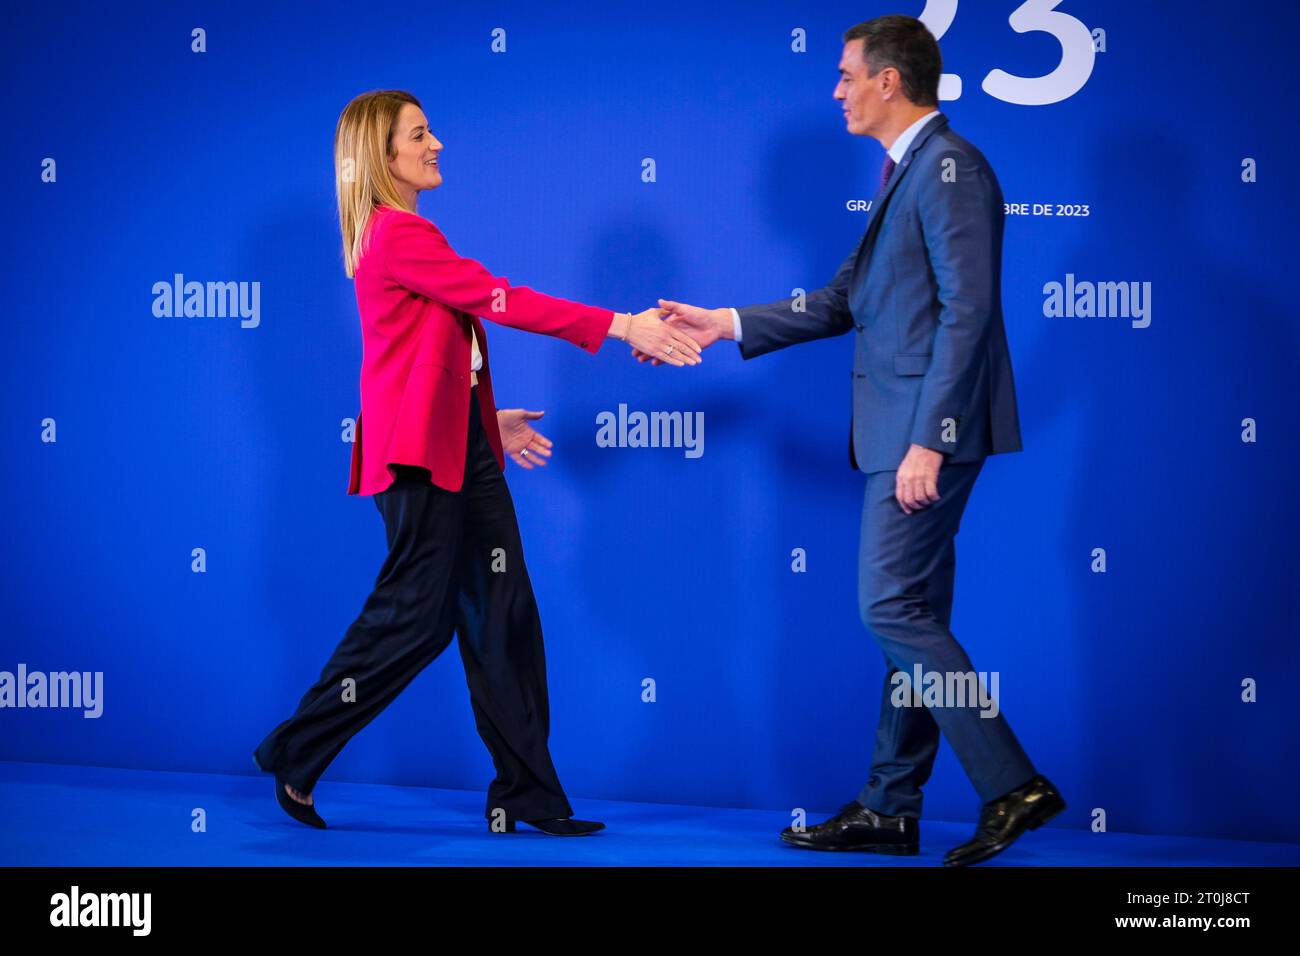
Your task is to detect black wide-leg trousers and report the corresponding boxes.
[253,390,574,821]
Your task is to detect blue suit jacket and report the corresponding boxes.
[737,113,1022,473]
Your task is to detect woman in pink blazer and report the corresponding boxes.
[253,90,700,836]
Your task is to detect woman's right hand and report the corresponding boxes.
[620,307,703,366]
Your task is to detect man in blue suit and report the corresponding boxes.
[647,14,1064,865]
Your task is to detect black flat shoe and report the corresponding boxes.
[490,816,605,836]
[943,774,1064,867]
[274,777,327,829]
[780,800,919,854]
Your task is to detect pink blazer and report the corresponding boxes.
[348,205,613,495]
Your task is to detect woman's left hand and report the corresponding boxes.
[498,408,553,469]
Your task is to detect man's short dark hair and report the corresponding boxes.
[843,15,942,107]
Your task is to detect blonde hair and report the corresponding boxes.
[334,89,423,277]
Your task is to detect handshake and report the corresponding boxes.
[615,300,734,367]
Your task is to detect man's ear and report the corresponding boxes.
[881,67,899,100]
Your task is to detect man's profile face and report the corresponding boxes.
[834,39,885,137]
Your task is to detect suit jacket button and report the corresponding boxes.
[580,340,589,348]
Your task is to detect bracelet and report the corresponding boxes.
[619,312,630,342]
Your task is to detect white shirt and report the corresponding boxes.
[470,326,482,385]
[731,111,941,342]
[886,109,940,165]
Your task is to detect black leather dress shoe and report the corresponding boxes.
[944,774,1064,867]
[490,816,606,836]
[780,801,919,854]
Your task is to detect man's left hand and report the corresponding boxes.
[896,443,943,514]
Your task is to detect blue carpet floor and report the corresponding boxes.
[1,761,1295,867]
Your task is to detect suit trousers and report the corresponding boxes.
[253,389,574,821]
[854,458,1037,817]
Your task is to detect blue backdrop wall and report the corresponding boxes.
[4,1,1297,844]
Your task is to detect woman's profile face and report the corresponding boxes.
[387,102,442,194]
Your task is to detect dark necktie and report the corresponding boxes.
[879,154,897,193]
